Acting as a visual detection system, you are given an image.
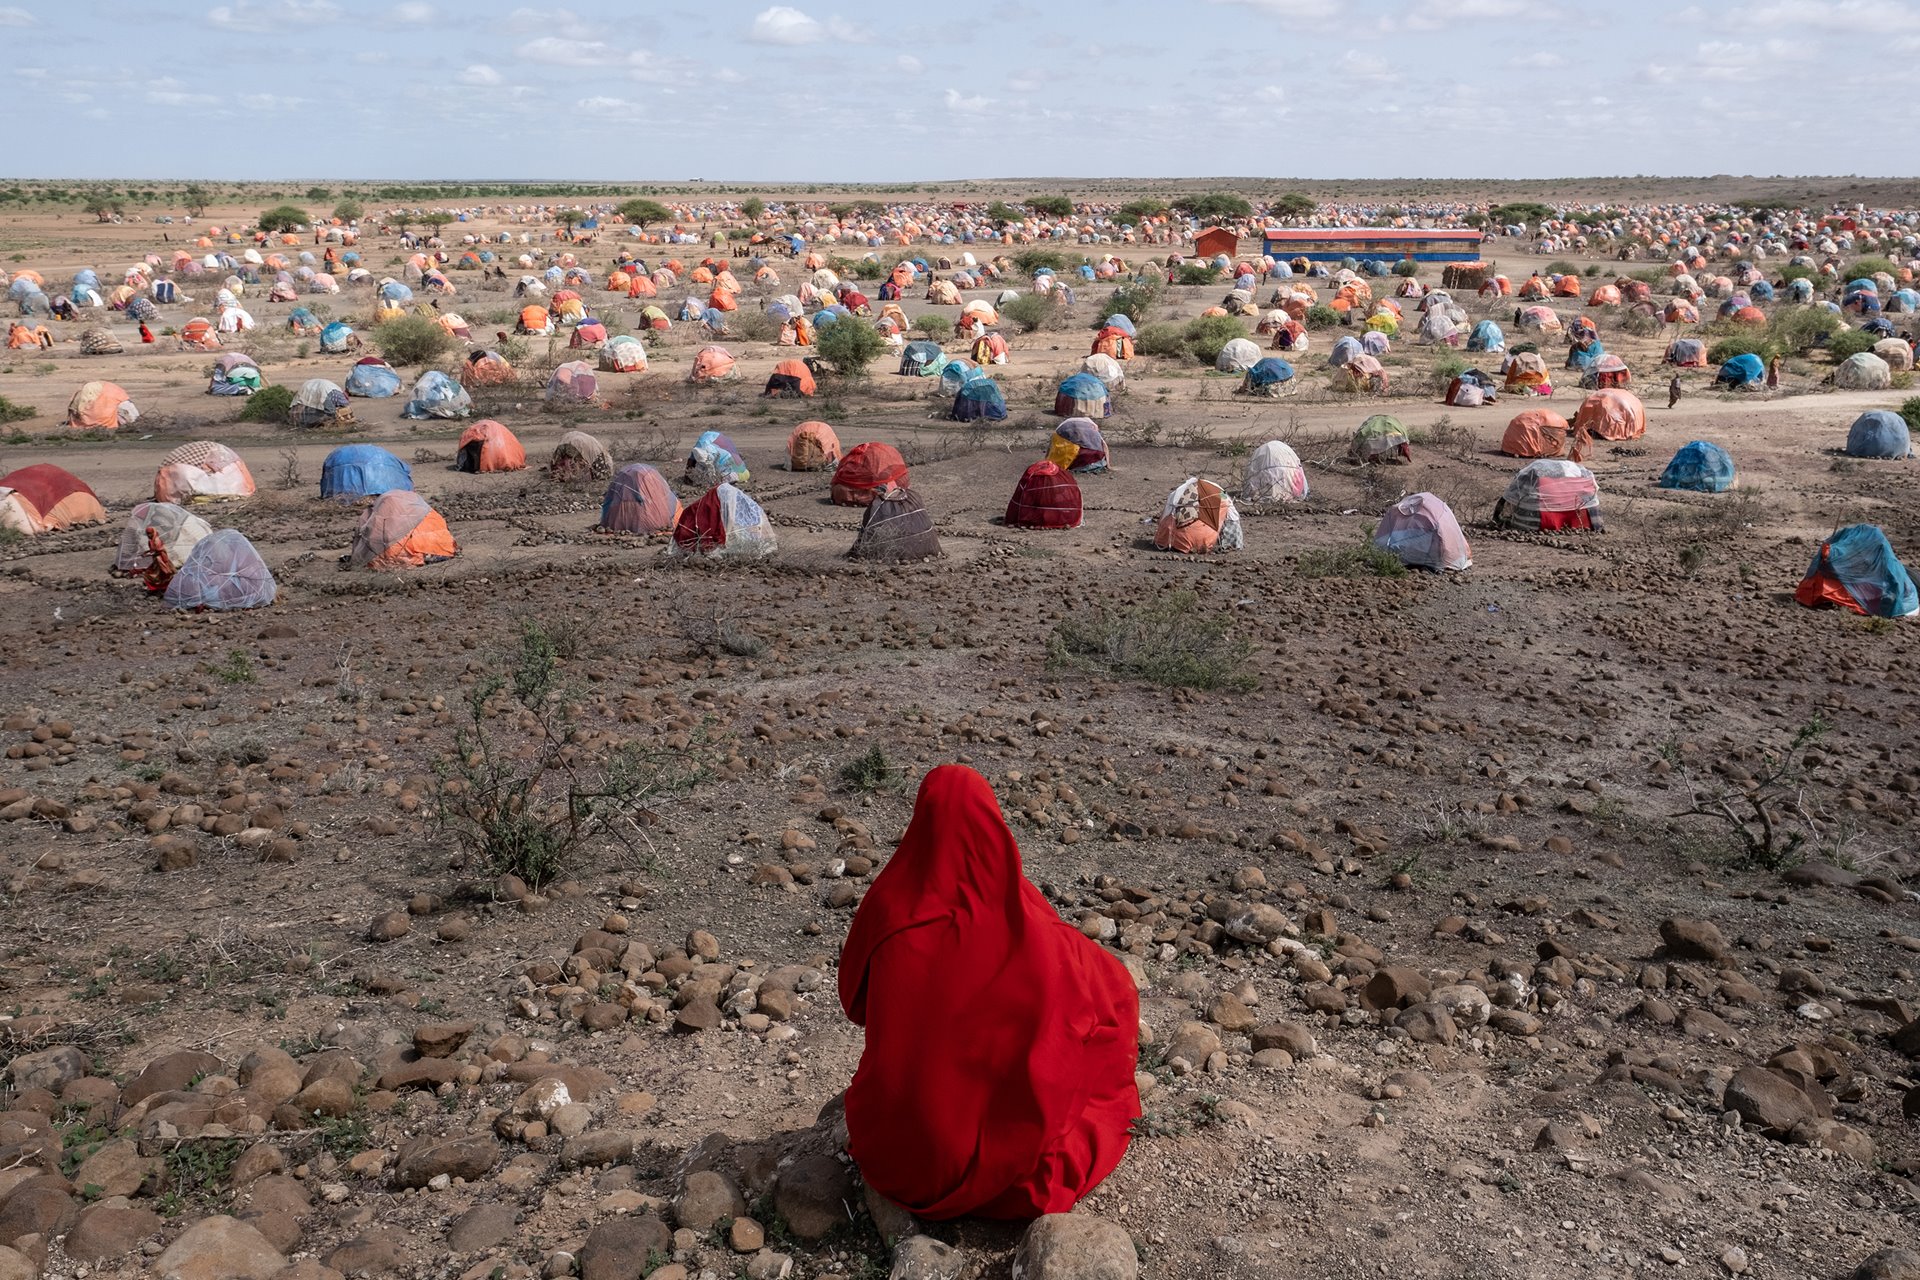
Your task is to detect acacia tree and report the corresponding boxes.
[182,184,210,217]
[739,196,765,223]
[1175,193,1254,225]
[1270,192,1317,223]
[618,198,671,229]
[1027,195,1073,218]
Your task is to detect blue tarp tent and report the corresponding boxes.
[1567,341,1606,371]
[1243,357,1296,392]
[1103,314,1137,337]
[951,378,1007,421]
[320,322,356,353]
[1467,320,1504,352]
[401,370,472,420]
[1845,410,1913,458]
[321,445,412,499]
[1658,440,1738,492]
[1797,525,1918,617]
[345,359,402,398]
[1328,335,1363,367]
[1715,352,1765,387]
[899,341,947,377]
[379,280,413,303]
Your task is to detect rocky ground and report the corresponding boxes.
[0,210,1917,1280]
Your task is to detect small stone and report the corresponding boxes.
[729,1217,765,1252]
[1720,1246,1749,1274]
[413,1021,475,1059]
[1724,1066,1815,1136]
[677,1169,748,1232]
[446,1203,519,1253]
[391,1133,499,1188]
[578,1216,672,1280]
[1012,1213,1137,1280]
[773,1152,856,1242]
[61,1198,163,1263]
[891,1234,965,1280]
[1659,917,1729,963]
[366,911,411,943]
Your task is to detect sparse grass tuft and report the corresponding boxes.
[1047,589,1255,691]
[0,395,35,424]
[238,384,294,423]
[840,745,901,793]
[1298,542,1408,580]
[207,649,256,684]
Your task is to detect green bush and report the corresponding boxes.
[0,395,35,424]
[1767,306,1842,355]
[1776,262,1818,283]
[1012,248,1073,275]
[1026,195,1072,219]
[1046,589,1254,691]
[238,384,294,422]
[1100,279,1161,325]
[1545,260,1577,276]
[1706,334,1770,365]
[1297,542,1408,580]
[1390,260,1419,277]
[1174,263,1220,286]
[1849,256,1897,281]
[1183,316,1249,364]
[1429,353,1468,393]
[730,310,781,343]
[913,314,952,339]
[1134,323,1188,357]
[1622,309,1664,338]
[258,205,309,233]
[1826,329,1880,359]
[1899,396,1920,431]
[812,316,888,376]
[374,313,454,366]
[1305,304,1340,329]
[1001,294,1070,334]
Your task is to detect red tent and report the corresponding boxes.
[832,443,909,507]
[1005,461,1082,529]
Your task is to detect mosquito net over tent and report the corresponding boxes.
[849,484,941,562]
[320,445,411,498]
[1053,372,1110,418]
[951,377,1008,421]
[350,491,458,570]
[1004,460,1082,529]
[545,361,601,405]
[671,482,777,559]
[1492,459,1604,531]
[1242,441,1308,502]
[113,501,212,575]
[787,420,842,471]
[455,420,526,473]
[1373,492,1472,571]
[1154,476,1244,553]
[1240,357,1296,397]
[1658,440,1737,492]
[154,441,255,504]
[164,529,277,610]
[687,430,749,487]
[599,463,681,534]
[600,334,648,373]
[831,443,909,507]
[1796,525,1918,618]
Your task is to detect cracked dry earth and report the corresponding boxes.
[1,232,1918,1280]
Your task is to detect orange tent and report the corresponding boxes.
[456,420,527,473]
[68,381,136,430]
[1553,275,1582,298]
[765,359,815,397]
[1572,389,1645,441]
[831,442,908,507]
[689,346,737,383]
[787,421,842,471]
[351,491,457,570]
[1499,410,1582,459]
[708,289,738,313]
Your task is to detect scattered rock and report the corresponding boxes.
[1012,1213,1138,1280]
[391,1133,500,1188]
[60,1198,161,1263]
[578,1216,672,1280]
[1723,1066,1815,1136]
[892,1235,965,1280]
[1659,918,1729,963]
[152,1215,287,1280]
[773,1152,856,1242]
[446,1203,518,1254]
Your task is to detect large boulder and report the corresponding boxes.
[152,1215,287,1280]
[1011,1214,1137,1280]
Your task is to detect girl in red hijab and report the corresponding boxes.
[838,765,1140,1220]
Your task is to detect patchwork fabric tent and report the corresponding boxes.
[460,350,517,387]
[1154,477,1244,553]
[0,465,106,534]
[1581,354,1630,389]
[154,441,254,504]
[687,430,749,487]
[951,377,1008,421]
[1048,419,1109,473]
[598,463,681,534]
[1658,440,1737,492]
[550,430,613,481]
[320,444,411,499]
[1664,338,1708,367]
[545,361,601,405]
[688,345,737,383]
[1349,414,1411,463]
[456,420,526,473]
[290,378,351,427]
[1467,320,1505,352]
[68,381,137,430]
[1240,357,1296,397]
[1493,459,1603,531]
[600,334,647,372]
[1835,352,1893,390]
[1373,492,1472,571]
[1572,389,1645,441]
[787,421,842,471]
[402,370,472,419]
[319,321,357,353]
[671,483,777,558]
[1053,372,1110,418]
[113,501,211,575]
[1845,409,1913,458]
[831,443,909,507]
[164,530,277,610]
[899,341,948,377]
[1503,350,1551,393]
[208,353,263,396]
[1242,441,1308,503]
[1004,461,1082,529]
[849,484,941,562]
[1796,525,1917,617]
[1500,409,1577,458]
[344,358,402,398]
[1443,370,1498,406]
[351,491,457,570]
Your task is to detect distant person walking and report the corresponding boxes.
[1668,374,1683,409]
[1766,354,1782,390]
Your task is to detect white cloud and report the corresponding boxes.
[0,7,35,25]
[240,92,305,110]
[1254,84,1286,102]
[17,66,45,78]
[391,1,432,20]
[575,95,634,111]
[1207,0,1348,25]
[353,49,390,63]
[749,5,823,43]
[1406,0,1528,23]
[1750,0,1920,26]
[895,54,922,73]
[517,35,623,65]
[825,15,871,40]
[459,63,501,85]
[1338,48,1394,82]
[1509,50,1566,67]
[207,0,338,31]
[510,5,592,37]
[944,86,992,113]
[147,77,221,106]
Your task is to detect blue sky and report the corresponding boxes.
[5,0,1913,182]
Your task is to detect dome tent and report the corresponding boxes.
[1715,352,1765,388]
[1048,419,1108,473]
[1349,414,1410,464]
[154,441,255,504]
[113,502,211,575]
[1004,461,1082,529]
[545,361,601,406]
[1240,357,1296,397]
[1796,525,1917,617]
[344,357,402,398]
[1572,389,1645,441]
[1154,476,1243,553]
[1659,440,1737,492]
[1373,492,1471,571]
[1834,352,1893,390]
[600,333,647,373]
[1492,459,1603,531]
[832,443,909,507]
[456,420,526,473]
[1215,337,1261,373]
[68,381,137,430]
[290,378,351,428]
[320,445,411,499]
[787,421,842,471]
[687,430,749,487]
[0,464,106,535]
[1053,372,1110,418]
[1242,441,1308,503]
[550,430,613,481]
[951,377,1007,422]
[208,353,263,396]
[671,482,777,559]
[599,463,680,534]
[765,359,816,398]
[899,341,948,377]
[1845,410,1913,458]
[1500,409,1578,459]
[849,484,941,562]
[351,491,457,570]
[688,345,737,383]
[402,370,472,419]
[164,529,277,610]
[1665,338,1708,367]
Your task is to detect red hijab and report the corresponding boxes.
[839,765,1139,1220]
